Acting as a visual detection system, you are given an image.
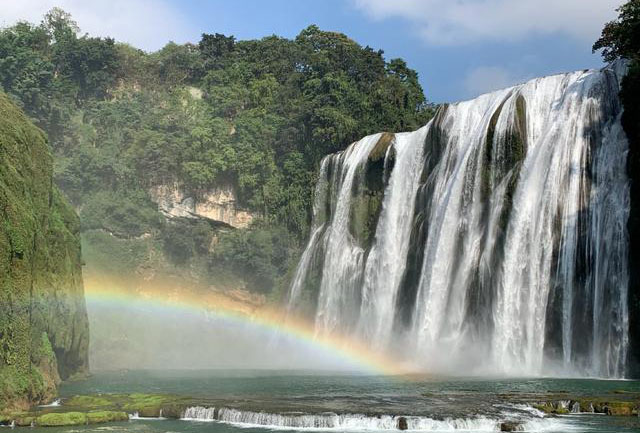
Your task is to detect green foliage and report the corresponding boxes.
[213,224,294,293]
[161,219,214,264]
[37,411,87,426]
[86,411,129,424]
[1,9,434,295]
[80,191,160,237]
[0,10,119,144]
[0,366,45,410]
[66,395,112,408]
[593,0,640,62]
[81,231,151,275]
[0,90,87,409]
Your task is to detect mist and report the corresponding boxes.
[83,274,368,373]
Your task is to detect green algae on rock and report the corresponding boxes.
[0,92,89,410]
[36,412,87,426]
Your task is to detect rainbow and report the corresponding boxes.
[83,275,410,376]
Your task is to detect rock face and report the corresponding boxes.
[150,182,254,228]
[622,62,640,378]
[0,93,89,409]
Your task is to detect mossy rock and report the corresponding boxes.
[136,406,163,417]
[160,403,186,419]
[579,399,639,416]
[37,412,87,426]
[348,135,391,248]
[349,188,383,248]
[87,411,129,424]
[607,402,635,416]
[65,392,177,414]
[66,395,112,408]
[121,393,174,413]
[533,402,569,415]
[535,398,639,416]
[368,132,394,162]
[14,415,35,426]
[0,91,89,409]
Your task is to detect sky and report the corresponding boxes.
[1,0,625,102]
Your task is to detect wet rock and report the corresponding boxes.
[396,416,408,430]
[160,404,185,419]
[14,416,35,427]
[500,421,520,432]
[137,406,162,417]
[36,412,87,426]
[369,132,395,162]
[86,411,129,424]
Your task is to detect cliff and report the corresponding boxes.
[149,182,255,229]
[622,61,640,377]
[0,93,89,410]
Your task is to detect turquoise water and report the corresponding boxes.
[44,370,640,432]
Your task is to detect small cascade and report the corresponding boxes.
[571,402,581,413]
[287,62,630,377]
[181,406,217,421]
[216,408,500,431]
[174,405,575,432]
[38,399,61,408]
[129,412,165,420]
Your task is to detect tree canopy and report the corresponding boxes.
[0,10,434,294]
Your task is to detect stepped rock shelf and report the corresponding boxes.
[1,392,638,430]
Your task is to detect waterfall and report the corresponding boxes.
[180,406,568,432]
[182,406,217,421]
[288,63,630,377]
[217,409,500,431]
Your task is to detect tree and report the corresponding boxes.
[593,0,640,62]
[198,33,235,70]
[0,9,435,296]
[42,7,79,42]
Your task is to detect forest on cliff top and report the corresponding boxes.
[0,8,434,296]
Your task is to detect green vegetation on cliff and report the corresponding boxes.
[0,91,88,409]
[594,0,640,377]
[0,9,433,296]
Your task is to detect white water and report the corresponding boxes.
[288,63,630,377]
[182,406,217,421]
[129,411,165,420]
[357,127,427,348]
[313,134,382,336]
[179,406,572,432]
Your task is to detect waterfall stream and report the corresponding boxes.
[288,63,630,377]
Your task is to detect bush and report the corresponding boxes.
[80,190,160,238]
[212,224,293,293]
[161,219,215,265]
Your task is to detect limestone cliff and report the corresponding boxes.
[149,182,254,228]
[0,93,89,409]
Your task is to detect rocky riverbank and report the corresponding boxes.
[2,390,638,429]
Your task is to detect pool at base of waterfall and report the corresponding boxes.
[27,370,636,433]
